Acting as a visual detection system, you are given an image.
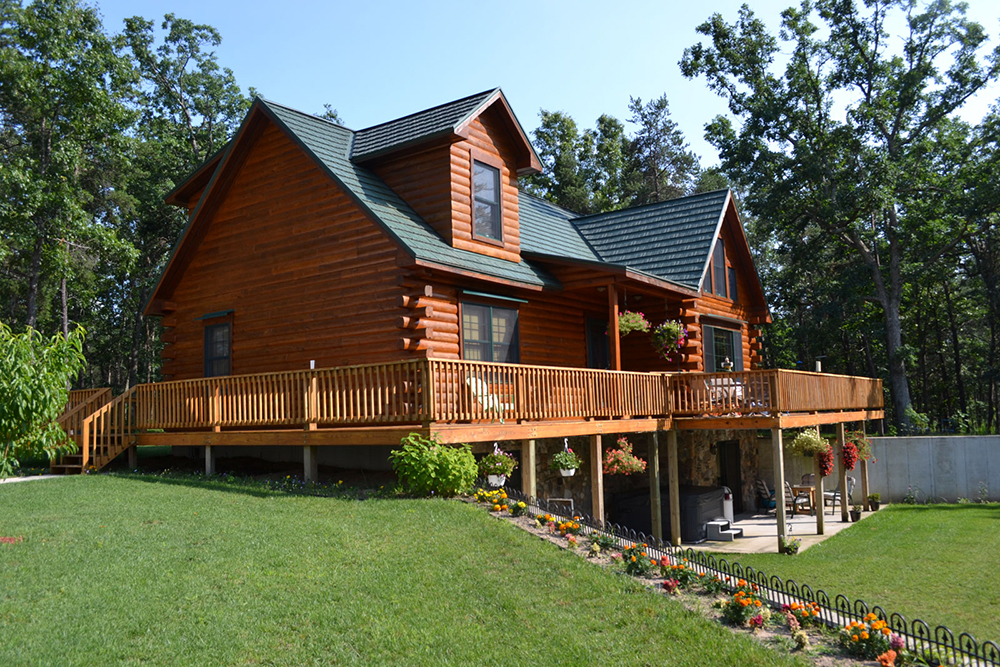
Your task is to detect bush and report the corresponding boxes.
[389,433,477,497]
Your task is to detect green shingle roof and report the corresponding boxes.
[262,99,560,290]
[351,89,498,161]
[518,194,601,263]
[572,190,730,290]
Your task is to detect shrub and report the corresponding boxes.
[389,433,477,497]
[0,323,87,478]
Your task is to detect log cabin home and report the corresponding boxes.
[56,89,884,548]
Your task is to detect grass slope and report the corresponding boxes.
[730,505,1000,643]
[0,476,805,666]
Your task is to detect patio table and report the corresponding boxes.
[791,484,815,515]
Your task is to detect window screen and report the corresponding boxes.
[473,161,501,241]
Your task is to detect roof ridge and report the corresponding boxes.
[257,97,355,133]
[355,88,498,135]
[571,189,730,224]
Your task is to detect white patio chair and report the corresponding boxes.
[824,475,856,513]
[466,377,514,421]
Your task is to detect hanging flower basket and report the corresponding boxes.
[788,428,829,457]
[551,441,582,476]
[651,320,687,361]
[602,436,646,475]
[841,441,859,470]
[615,311,651,337]
[487,474,506,488]
[479,443,516,485]
[816,445,834,477]
[847,431,874,463]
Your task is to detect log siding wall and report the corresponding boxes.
[161,122,406,379]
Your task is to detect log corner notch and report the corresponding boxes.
[396,280,460,359]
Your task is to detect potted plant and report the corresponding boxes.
[550,439,582,477]
[850,505,863,522]
[867,493,881,511]
[789,428,829,457]
[602,436,647,475]
[651,320,687,361]
[479,443,517,487]
[615,310,651,337]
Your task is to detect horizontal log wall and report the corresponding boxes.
[161,121,406,379]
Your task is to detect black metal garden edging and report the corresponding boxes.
[498,487,1000,667]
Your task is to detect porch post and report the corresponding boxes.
[814,434,825,535]
[772,426,787,552]
[127,445,138,470]
[205,445,216,477]
[608,284,621,371]
[666,428,681,546]
[304,445,318,482]
[590,434,605,525]
[860,423,870,511]
[648,432,662,541]
[522,439,537,499]
[837,423,849,522]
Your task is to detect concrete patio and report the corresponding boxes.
[685,507,880,554]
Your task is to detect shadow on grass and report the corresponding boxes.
[888,503,1000,512]
[107,471,397,503]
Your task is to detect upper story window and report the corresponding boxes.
[713,238,726,297]
[462,302,519,363]
[473,161,502,241]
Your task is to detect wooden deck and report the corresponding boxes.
[56,360,883,472]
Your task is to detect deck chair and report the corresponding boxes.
[801,473,815,486]
[784,481,812,515]
[824,475,856,513]
[756,479,776,514]
[466,377,514,421]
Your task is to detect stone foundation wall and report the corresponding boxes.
[677,429,760,512]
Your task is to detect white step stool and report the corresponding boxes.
[706,519,743,542]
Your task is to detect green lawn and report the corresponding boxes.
[728,504,1000,643]
[0,476,806,666]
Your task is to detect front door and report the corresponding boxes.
[586,318,610,370]
[717,440,743,514]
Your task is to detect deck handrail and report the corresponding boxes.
[57,388,113,453]
[80,387,138,469]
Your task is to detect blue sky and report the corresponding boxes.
[95,0,1000,167]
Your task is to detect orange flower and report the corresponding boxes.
[861,631,869,640]
[877,650,897,666]
[754,600,762,607]
[852,635,859,642]
[882,628,891,636]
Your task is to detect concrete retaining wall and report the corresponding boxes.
[758,435,1000,503]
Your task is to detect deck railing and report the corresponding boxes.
[428,359,671,422]
[57,388,113,451]
[69,363,883,466]
[66,388,111,413]
[669,370,882,417]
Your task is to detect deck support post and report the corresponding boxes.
[608,284,621,371]
[127,445,138,469]
[648,432,662,541]
[814,434,825,535]
[590,434,604,525]
[860,424,870,511]
[304,445,319,482]
[205,445,216,477]
[521,439,536,500]
[837,423,849,522]
[772,427,788,553]
[666,428,681,546]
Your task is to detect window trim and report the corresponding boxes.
[713,237,726,297]
[203,317,233,378]
[460,300,520,364]
[470,148,505,246]
[702,324,743,373]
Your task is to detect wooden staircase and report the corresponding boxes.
[51,387,138,474]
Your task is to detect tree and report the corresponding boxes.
[0,0,134,330]
[627,95,700,204]
[681,0,1000,428]
[0,322,86,477]
[521,110,592,213]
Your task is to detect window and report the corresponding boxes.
[702,325,743,372]
[728,266,738,302]
[473,161,502,241]
[462,303,519,363]
[713,238,726,296]
[204,323,231,377]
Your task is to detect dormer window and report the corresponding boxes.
[473,160,502,242]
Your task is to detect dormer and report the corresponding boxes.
[352,89,542,263]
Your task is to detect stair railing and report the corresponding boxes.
[80,386,138,469]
